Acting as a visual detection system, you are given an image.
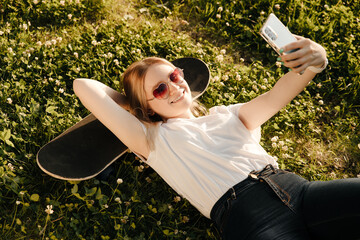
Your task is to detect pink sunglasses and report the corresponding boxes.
[147,67,184,101]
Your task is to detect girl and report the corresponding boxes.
[73,36,360,240]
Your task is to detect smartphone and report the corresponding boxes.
[260,13,297,55]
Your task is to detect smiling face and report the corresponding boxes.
[144,63,194,120]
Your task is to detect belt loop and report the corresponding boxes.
[231,187,236,200]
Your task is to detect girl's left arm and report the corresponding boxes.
[238,36,327,131]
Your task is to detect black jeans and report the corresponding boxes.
[210,165,360,240]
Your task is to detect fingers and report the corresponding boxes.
[278,37,316,73]
[281,37,311,54]
[277,35,327,74]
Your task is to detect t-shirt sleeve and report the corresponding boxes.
[226,103,262,143]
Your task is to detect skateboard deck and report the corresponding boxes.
[37,58,210,180]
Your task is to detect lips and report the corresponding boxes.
[171,89,185,103]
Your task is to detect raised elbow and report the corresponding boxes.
[73,78,89,96]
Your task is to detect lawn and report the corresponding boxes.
[0,0,359,239]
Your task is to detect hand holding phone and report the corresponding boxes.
[260,13,328,74]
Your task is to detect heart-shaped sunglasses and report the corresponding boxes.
[147,67,184,101]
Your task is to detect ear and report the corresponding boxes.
[148,109,155,116]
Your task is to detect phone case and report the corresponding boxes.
[260,13,297,54]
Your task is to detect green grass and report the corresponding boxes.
[0,0,359,239]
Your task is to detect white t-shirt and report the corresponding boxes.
[144,103,278,218]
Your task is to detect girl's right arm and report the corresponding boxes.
[73,78,150,159]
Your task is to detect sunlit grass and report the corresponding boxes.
[0,0,359,239]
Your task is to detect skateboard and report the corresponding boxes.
[37,58,210,181]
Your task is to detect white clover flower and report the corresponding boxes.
[101,61,105,66]
[278,140,285,146]
[180,19,189,25]
[239,58,245,62]
[261,85,267,90]
[271,136,279,142]
[104,204,109,208]
[55,80,61,86]
[68,14,73,20]
[60,0,65,6]
[74,52,78,58]
[275,4,280,10]
[222,75,229,81]
[58,88,64,93]
[91,40,97,46]
[137,165,144,172]
[260,11,265,15]
[36,41,42,46]
[216,55,224,62]
[174,196,181,202]
[218,6,223,12]
[0,31,4,35]
[117,178,123,184]
[319,100,324,105]
[45,41,52,47]
[110,36,115,42]
[235,74,241,81]
[33,0,39,4]
[216,14,221,19]
[358,143,360,150]
[276,61,282,68]
[182,216,190,223]
[102,20,108,25]
[45,205,54,214]
[213,76,220,82]
[282,145,288,151]
[226,22,230,26]
[115,197,121,203]
[8,163,14,171]
[16,200,21,205]
[139,7,148,13]
[220,49,226,55]
[124,14,134,20]
[6,98,13,104]
[113,59,119,66]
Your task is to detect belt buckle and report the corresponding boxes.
[249,173,258,179]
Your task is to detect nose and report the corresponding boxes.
[168,81,180,95]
